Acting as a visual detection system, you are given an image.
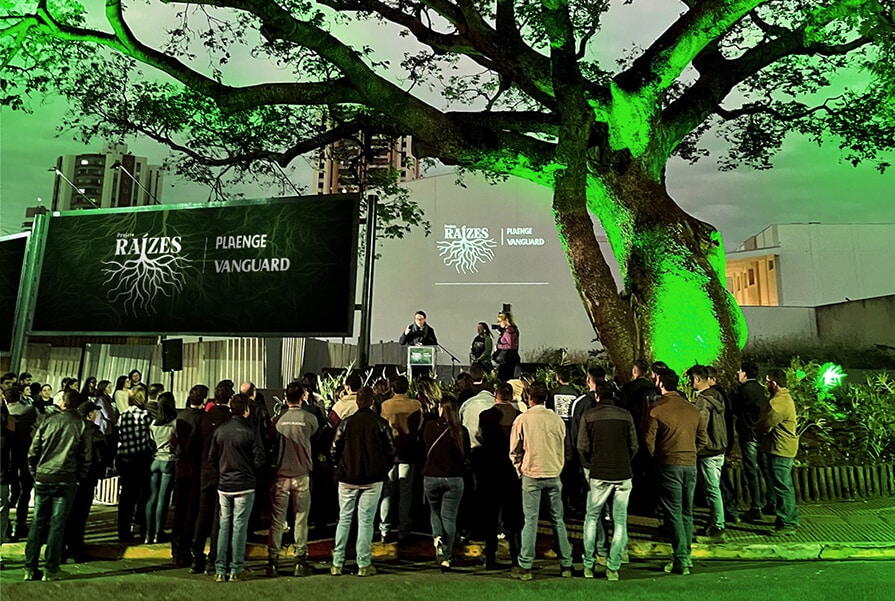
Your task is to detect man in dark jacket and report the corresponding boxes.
[208,393,265,582]
[645,370,707,576]
[23,389,92,581]
[687,365,729,540]
[172,384,208,567]
[191,383,231,574]
[5,385,37,542]
[733,361,768,521]
[64,401,107,563]
[577,381,638,581]
[0,401,13,566]
[330,387,395,577]
[477,382,522,570]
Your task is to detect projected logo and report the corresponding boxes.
[436,225,497,274]
[102,234,192,316]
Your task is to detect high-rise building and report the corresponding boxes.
[50,142,163,211]
[314,135,418,195]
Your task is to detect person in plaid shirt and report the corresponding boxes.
[116,386,153,542]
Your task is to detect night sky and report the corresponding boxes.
[2,2,893,249]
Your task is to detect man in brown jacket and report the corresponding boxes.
[754,368,799,534]
[645,369,707,576]
[378,375,422,543]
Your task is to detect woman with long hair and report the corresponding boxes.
[416,377,443,419]
[79,376,97,404]
[93,379,119,436]
[113,375,131,415]
[469,322,494,372]
[493,310,520,382]
[453,372,475,406]
[422,394,469,572]
[146,392,177,544]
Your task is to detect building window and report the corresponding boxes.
[748,268,755,286]
[768,259,774,270]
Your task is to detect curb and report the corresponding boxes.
[3,540,894,563]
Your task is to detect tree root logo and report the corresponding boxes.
[437,224,496,274]
[102,234,191,316]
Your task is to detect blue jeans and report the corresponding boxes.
[333,482,382,569]
[740,439,764,510]
[146,459,175,538]
[518,476,572,570]
[380,463,414,539]
[759,453,799,528]
[24,482,77,573]
[423,476,465,562]
[215,490,256,576]
[582,478,631,571]
[657,465,697,567]
[698,454,725,529]
[268,475,311,566]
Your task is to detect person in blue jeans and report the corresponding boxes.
[754,369,800,534]
[577,380,638,580]
[146,392,177,544]
[23,389,92,581]
[733,362,768,520]
[645,369,707,575]
[208,393,265,582]
[422,395,469,571]
[330,387,395,577]
[509,382,573,581]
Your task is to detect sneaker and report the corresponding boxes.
[229,570,253,582]
[330,564,343,576]
[705,526,727,541]
[773,526,798,536]
[293,561,312,577]
[606,569,619,581]
[42,570,67,582]
[743,509,764,523]
[583,565,594,579]
[560,567,573,578]
[664,562,690,575]
[214,574,227,583]
[513,567,533,581]
[357,564,377,577]
[433,536,444,560]
[23,568,43,581]
[596,555,608,566]
[440,560,451,573]
[188,563,205,575]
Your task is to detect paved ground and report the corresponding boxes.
[1,558,894,601]
[3,496,894,566]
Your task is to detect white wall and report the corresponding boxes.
[775,224,895,306]
[740,306,818,340]
[369,173,622,363]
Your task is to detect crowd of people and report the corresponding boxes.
[0,351,799,583]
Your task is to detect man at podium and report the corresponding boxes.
[399,311,438,346]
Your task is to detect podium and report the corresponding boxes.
[407,345,437,377]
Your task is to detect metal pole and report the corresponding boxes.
[358,194,378,368]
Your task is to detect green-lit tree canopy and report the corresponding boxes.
[3,0,894,377]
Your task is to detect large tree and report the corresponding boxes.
[3,0,894,377]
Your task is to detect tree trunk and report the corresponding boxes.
[572,160,746,381]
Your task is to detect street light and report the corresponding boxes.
[48,167,100,209]
[110,160,160,205]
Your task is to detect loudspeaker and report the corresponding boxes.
[162,338,183,372]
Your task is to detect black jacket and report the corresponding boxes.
[577,403,638,481]
[199,403,232,485]
[732,379,767,443]
[477,403,520,474]
[400,324,438,346]
[331,408,395,485]
[175,406,205,477]
[28,408,92,484]
[208,415,265,493]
